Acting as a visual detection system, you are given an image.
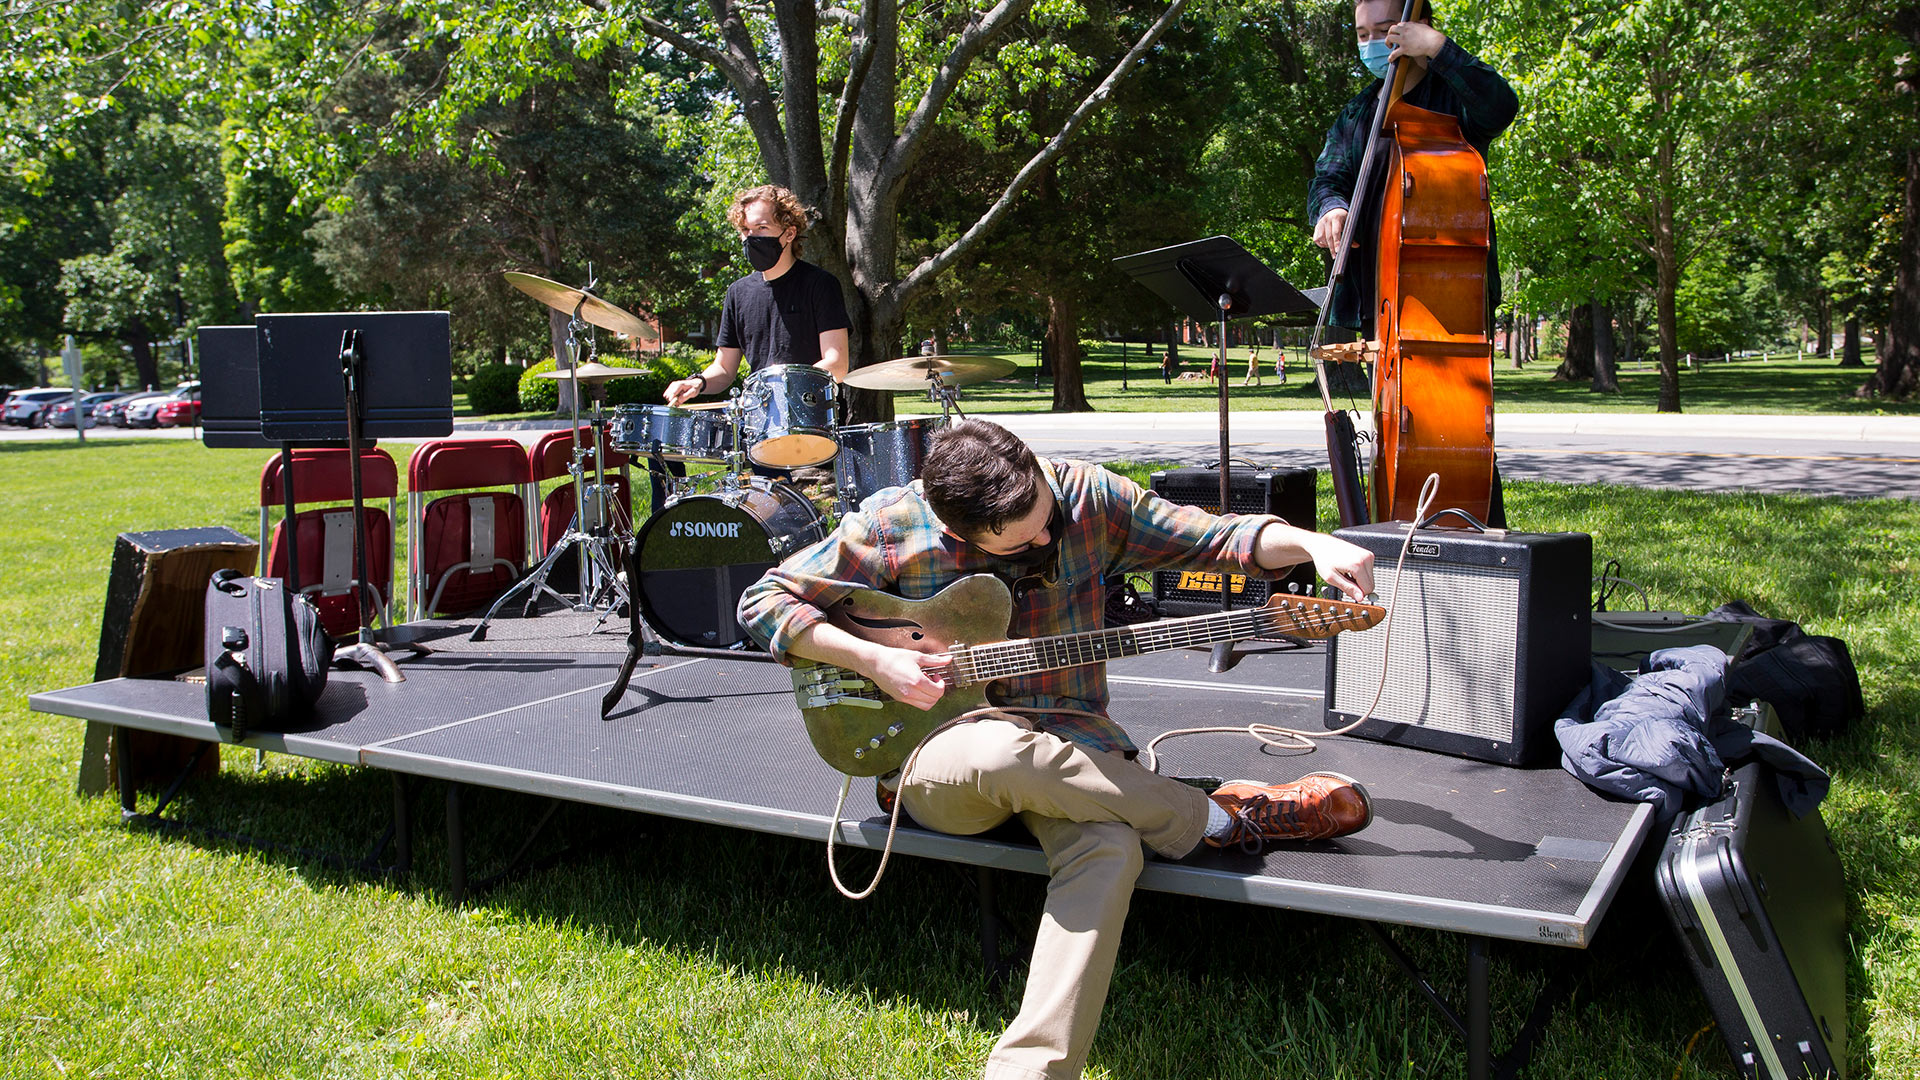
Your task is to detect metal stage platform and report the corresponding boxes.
[32,614,1652,1080]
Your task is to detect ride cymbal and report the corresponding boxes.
[841,355,1016,391]
[503,271,659,341]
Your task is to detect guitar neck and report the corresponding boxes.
[944,599,1364,687]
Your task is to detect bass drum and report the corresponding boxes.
[633,478,825,649]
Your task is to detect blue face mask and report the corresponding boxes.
[1359,39,1392,80]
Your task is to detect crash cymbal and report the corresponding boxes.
[841,354,1017,391]
[503,271,659,341]
[533,361,650,381]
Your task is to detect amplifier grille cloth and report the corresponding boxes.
[1332,563,1519,742]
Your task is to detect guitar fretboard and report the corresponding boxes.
[941,598,1374,687]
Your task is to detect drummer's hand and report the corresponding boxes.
[866,646,949,711]
[665,376,704,406]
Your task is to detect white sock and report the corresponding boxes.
[1204,798,1233,840]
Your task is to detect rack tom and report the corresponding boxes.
[742,366,837,468]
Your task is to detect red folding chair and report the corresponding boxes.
[529,426,633,557]
[406,437,532,620]
[258,448,399,639]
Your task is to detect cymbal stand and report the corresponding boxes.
[470,298,632,641]
[927,374,968,419]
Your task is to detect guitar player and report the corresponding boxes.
[737,419,1377,1080]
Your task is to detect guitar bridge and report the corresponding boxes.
[791,665,886,710]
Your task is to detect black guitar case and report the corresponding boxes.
[1655,758,1848,1079]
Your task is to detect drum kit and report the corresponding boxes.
[476,269,1016,653]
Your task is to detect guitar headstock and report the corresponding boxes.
[1259,591,1386,639]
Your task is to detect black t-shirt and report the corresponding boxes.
[715,259,851,370]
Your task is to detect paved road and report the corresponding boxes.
[9,411,1919,500]
[982,412,1920,501]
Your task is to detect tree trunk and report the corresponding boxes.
[1592,297,1619,392]
[1815,290,1832,358]
[1862,143,1919,399]
[1047,293,1091,411]
[1841,317,1863,368]
[129,335,158,391]
[1555,303,1595,381]
[1655,248,1682,412]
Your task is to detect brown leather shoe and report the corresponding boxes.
[1205,773,1373,849]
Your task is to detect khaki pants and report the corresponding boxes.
[898,720,1211,1080]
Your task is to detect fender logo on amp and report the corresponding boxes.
[668,520,744,539]
[1410,541,1441,558]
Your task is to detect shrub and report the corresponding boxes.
[467,363,526,416]
[517,352,696,413]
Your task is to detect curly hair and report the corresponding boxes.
[727,184,811,257]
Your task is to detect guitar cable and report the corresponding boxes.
[829,474,1442,899]
[1140,472,1442,773]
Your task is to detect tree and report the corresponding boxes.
[55,95,237,389]
[1473,0,1768,412]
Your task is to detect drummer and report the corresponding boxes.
[664,184,850,407]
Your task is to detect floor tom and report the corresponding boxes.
[834,416,948,514]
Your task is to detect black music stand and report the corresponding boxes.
[256,312,452,667]
[1114,237,1316,671]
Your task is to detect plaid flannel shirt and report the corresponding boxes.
[737,459,1281,755]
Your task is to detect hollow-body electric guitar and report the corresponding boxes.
[790,574,1386,776]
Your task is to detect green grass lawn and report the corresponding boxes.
[837,344,1920,417]
[2,440,1915,1078]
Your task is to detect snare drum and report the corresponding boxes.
[834,416,948,514]
[610,404,734,461]
[632,478,825,649]
[742,366,837,468]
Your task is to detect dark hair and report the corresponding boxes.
[922,419,1041,538]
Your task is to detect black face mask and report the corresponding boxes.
[997,503,1064,571]
[744,235,785,272]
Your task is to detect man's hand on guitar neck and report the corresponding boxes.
[791,620,951,712]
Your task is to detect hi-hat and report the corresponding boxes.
[842,354,1016,391]
[504,271,659,341]
[533,361,650,381]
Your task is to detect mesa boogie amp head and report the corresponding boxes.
[1325,522,1592,766]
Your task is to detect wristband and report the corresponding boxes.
[695,373,710,394]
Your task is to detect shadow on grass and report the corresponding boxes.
[121,754,1731,1078]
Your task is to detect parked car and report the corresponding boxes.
[47,391,133,429]
[104,390,173,427]
[2,388,75,427]
[154,393,201,427]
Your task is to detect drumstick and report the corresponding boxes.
[679,400,732,410]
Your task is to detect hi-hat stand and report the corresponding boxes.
[470,298,633,642]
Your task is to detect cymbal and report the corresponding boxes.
[842,355,1017,391]
[503,271,659,341]
[533,361,650,381]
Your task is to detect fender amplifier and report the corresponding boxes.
[1325,523,1591,766]
[1150,466,1316,615]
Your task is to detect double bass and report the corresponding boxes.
[1310,0,1496,527]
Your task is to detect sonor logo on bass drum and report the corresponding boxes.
[668,520,743,539]
[1410,541,1441,558]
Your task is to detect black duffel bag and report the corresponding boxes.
[204,570,333,740]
